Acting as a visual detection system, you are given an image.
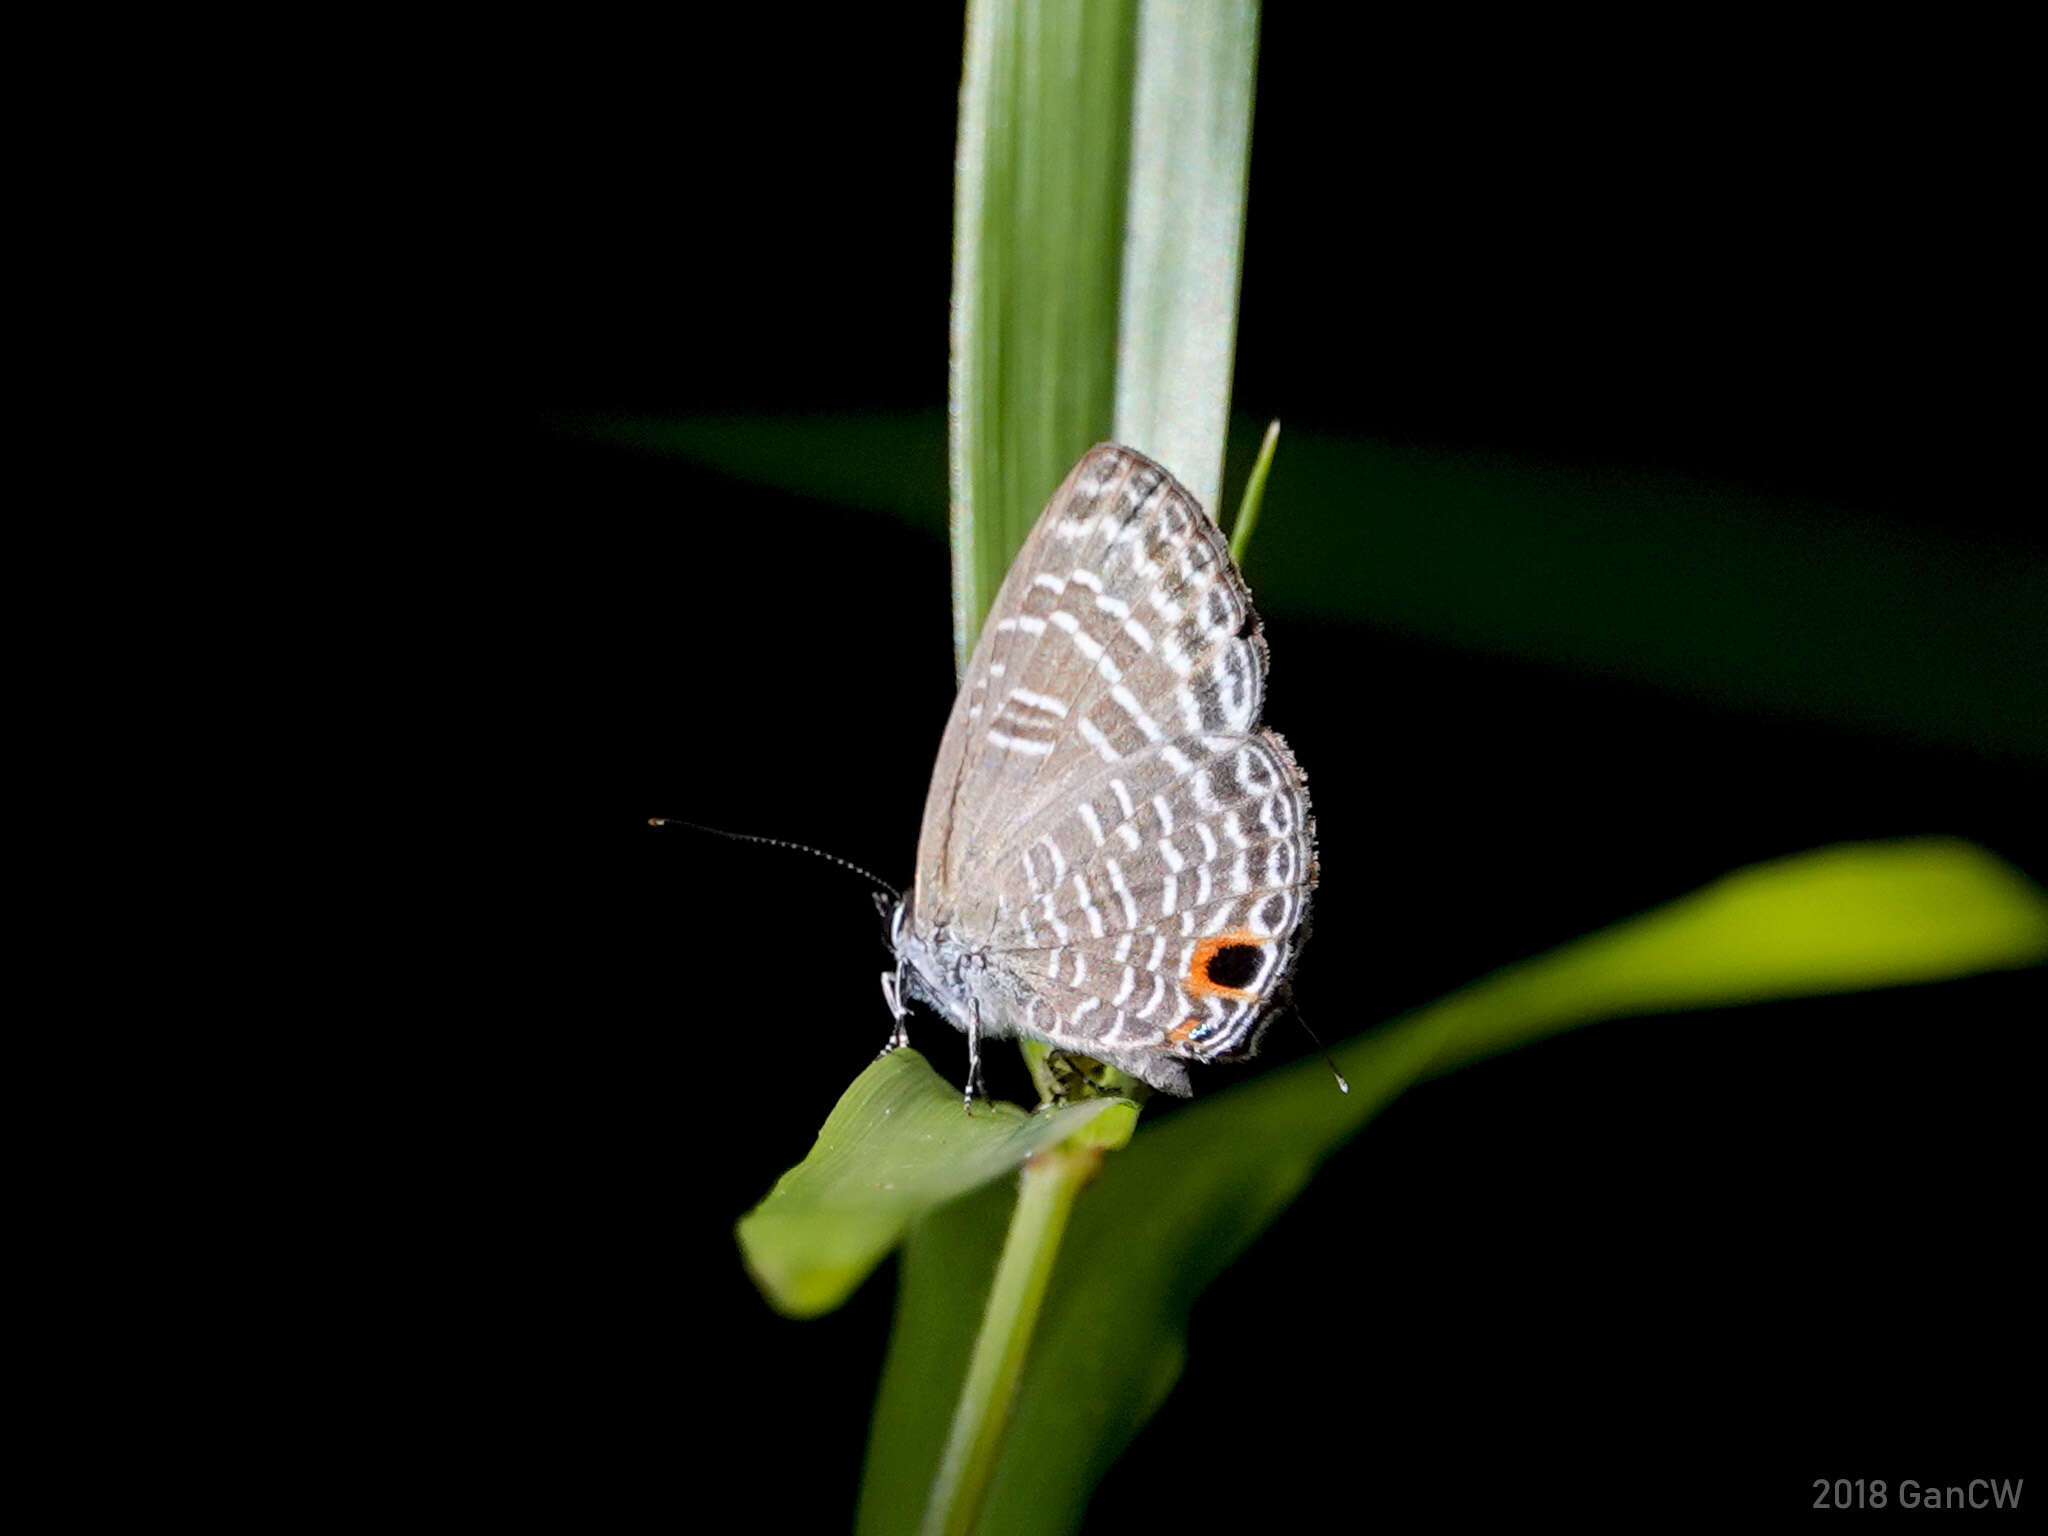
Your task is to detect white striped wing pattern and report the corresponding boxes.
[900,444,1316,1095]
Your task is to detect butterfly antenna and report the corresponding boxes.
[648,818,898,897]
[1291,1005,1350,1094]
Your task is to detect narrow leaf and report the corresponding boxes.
[950,0,1140,670]
[736,1049,1133,1318]
[1228,417,1280,565]
[1420,835,2048,1072]
[858,1181,1013,1536]
[1111,0,1261,514]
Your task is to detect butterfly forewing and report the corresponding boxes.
[908,444,1316,1093]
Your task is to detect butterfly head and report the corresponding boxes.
[883,895,1005,1040]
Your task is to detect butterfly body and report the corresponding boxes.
[887,444,1316,1096]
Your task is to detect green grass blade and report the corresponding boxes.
[1111,0,1261,516]
[1228,417,1280,565]
[735,1049,1133,1318]
[862,839,2048,1531]
[872,5,1267,1526]
[919,1144,1092,1536]
[950,0,1140,672]
[857,1181,1013,1536]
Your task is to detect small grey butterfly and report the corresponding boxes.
[881,443,1316,1096]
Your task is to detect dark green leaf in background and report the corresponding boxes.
[563,408,2047,764]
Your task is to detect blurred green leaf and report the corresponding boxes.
[861,838,2048,1532]
[1232,432,2048,762]
[1416,837,2048,1072]
[547,409,949,530]
[566,408,2048,762]
[736,1049,1133,1318]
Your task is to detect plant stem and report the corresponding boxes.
[919,1144,1094,1536]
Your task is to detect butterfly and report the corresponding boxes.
[881,444,1315,1096]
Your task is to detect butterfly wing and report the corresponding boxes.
[911,444,1316,1093]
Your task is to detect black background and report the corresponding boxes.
[500,10,2039,1526]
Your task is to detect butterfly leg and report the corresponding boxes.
[963,997,987,1113]
[878,971,911,1055]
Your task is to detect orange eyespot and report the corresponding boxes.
[1166,1015,1201,1044]
[1185,930,1267,1000]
